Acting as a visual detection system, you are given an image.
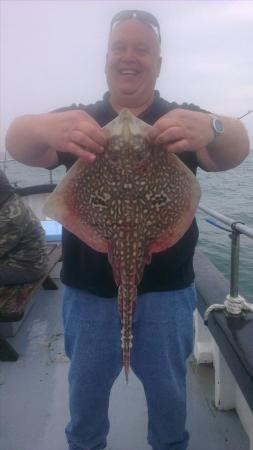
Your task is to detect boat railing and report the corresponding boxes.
[194,205,253,444]
[198,203,253,320]
[0,154,55,184]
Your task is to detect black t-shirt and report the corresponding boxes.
[55,91,205,297]
[0,169,15,208]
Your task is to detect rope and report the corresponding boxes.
[224,294,245,315]
[204,294,253,325]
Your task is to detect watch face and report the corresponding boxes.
[213,118,224,135]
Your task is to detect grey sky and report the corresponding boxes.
[1,0,253,151]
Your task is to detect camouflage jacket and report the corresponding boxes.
[0,194,48,276]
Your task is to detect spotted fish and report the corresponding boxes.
[43,109,201,380]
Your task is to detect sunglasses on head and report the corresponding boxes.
[110,10,161,44]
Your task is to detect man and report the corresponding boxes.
[0,169,48,285]
[5,10,249,450]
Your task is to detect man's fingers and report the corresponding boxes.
[148,125,186,146]
[165,139,189,153]
[66,142,96,161]
[147,127,158,141]
[78,122,108,147]
[148,120,183,141]
[71,130,104,154]
[153,126,185,145]
[147,122,168,141]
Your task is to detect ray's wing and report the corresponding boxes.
[43,158,108,253]
[147,152,201,254]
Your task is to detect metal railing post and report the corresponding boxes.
[200,207,253,323]
[230,226,240,298]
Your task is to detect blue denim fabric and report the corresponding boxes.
[63,284,196,450]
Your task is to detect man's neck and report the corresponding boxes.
[109,93,155,116]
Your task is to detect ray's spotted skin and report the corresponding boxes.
[44,110,201,380]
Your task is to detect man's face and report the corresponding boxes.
[105,19,162,106]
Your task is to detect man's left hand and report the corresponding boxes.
[148,108,214,153]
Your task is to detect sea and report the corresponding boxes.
[1,151,253,303]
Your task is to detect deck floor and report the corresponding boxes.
[0,270,249,450]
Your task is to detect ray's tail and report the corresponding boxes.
[118,281,137,382]
[110,234,146,382]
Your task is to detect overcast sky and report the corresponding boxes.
[1,0,253,151]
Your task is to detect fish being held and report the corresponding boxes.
[43,109,201,381]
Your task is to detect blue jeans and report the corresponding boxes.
[63,284,197,450]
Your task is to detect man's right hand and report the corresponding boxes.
[6,109,108,168]
[44,110,108,162]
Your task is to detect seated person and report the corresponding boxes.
[0,169,48,286]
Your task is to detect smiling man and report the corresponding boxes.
[5,10,249,450]
[105,15,162,112]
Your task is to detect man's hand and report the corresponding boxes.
[44,110,108,162]
[148,108,213,153]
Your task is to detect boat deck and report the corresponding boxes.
[0,269,249,450]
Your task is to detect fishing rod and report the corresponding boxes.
[238,110,253,119]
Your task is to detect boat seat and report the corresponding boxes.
[0,242,62,362]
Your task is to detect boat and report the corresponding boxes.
[0,159,252,450]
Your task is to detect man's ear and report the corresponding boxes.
[156,56,162,77]
[105,52,109,74]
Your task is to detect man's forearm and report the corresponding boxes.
[197,116,250,171]
[5,114,58,168]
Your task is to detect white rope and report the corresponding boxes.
[224,294,245,315]
[204,294,253,324]
[204,304,225,324]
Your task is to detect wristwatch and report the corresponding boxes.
[209,114,224,142]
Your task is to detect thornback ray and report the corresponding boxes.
[43,109,201,381]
